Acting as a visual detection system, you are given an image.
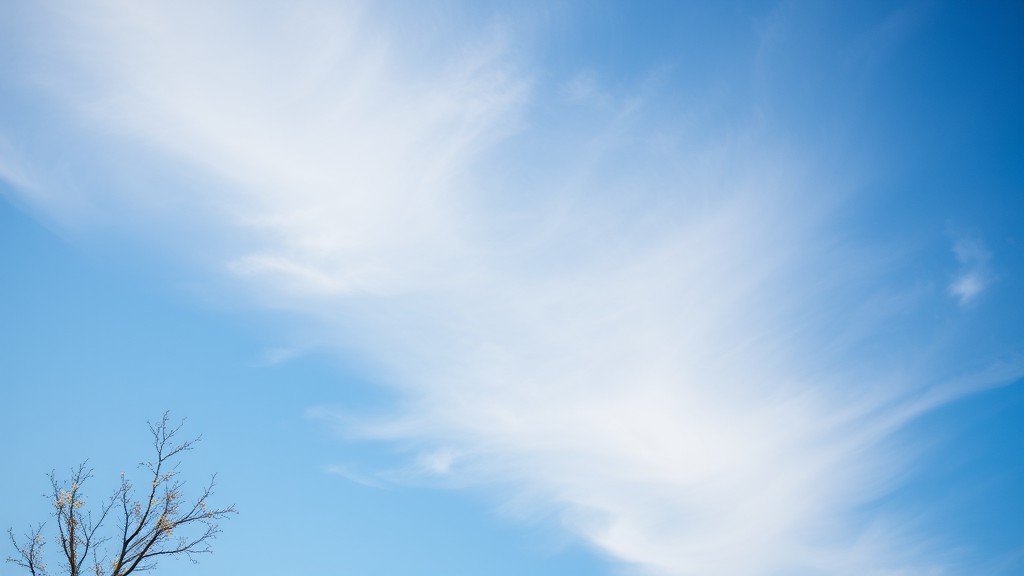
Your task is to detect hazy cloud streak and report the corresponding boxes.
[1,3,1020,575]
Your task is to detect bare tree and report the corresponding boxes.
[7,413,236,576]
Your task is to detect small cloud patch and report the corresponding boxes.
[949,237,991,306]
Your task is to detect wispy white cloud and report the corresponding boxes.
[2,3,1021,576]
[323,463,389,490]
[0,136,33,193]
[948,237,991,306]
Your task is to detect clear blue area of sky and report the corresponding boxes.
[2,2,1023,575]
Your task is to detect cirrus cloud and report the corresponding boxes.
[1,2,1020,575]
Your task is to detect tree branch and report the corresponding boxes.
[7,413,235,576]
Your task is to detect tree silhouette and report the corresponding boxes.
[7,413,235,576]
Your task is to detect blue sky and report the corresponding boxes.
[2,2,1022,575]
